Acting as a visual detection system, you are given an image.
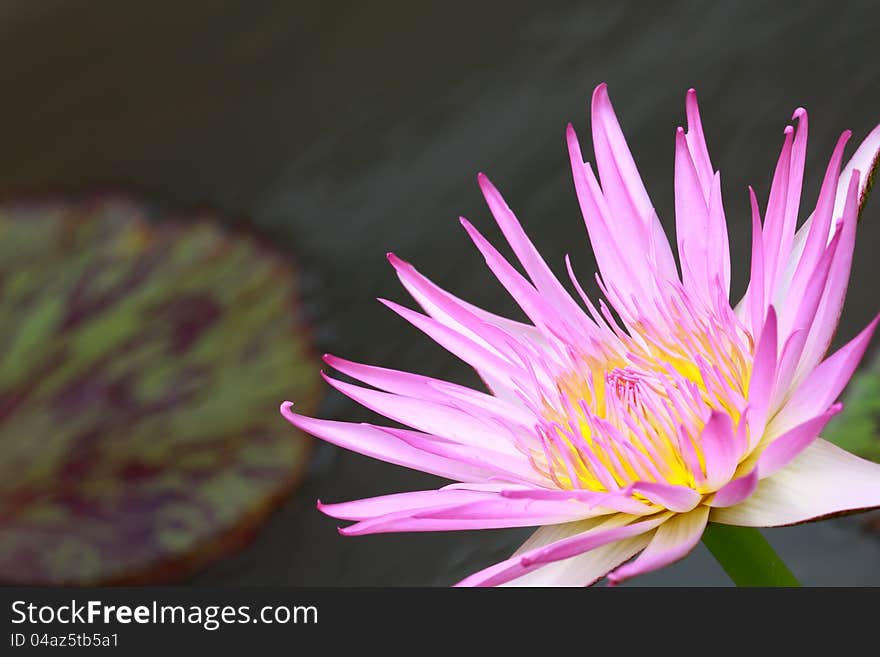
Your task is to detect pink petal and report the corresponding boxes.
[778,121,880,308]
[684,88,714,196]
[588,85,678,286]
[710,468,759,508]
[323,353,533,426]
[384,425,545,485]
[280,403,494,482]
[319,489,504,521]
[745,186,766,338]
[459,217,582,344]
[504,534,652,587]
[794,171,860,380]
[756,404,842,479]
[378,297,524,389]
[478,173,588,321]
[747,307,778,445]
[566,124,645,306]
[710,439,880,527]
[456,513,668,587]
[606,506,709,585]
[674,125,712,303]
[498,487,656,516]
[706,171,731,299]
[780,131,850,307]
[761,126,794,304]
[624,481,702,513]
[337,495,610,535]
[389,250,544,345]
[321,372,522,455]
[766,111,807,303]
[590,84,654,235]
[699,412,739,491]
[770,314,879,436]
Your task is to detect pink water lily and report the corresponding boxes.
[282,84,880,586]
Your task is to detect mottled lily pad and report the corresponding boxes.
[824,350,880,463]
[0,198,320,584]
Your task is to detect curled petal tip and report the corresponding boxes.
[279,400,294,414]
[784,124,794,135]
[386,252,406,268]
[687,87,697,96]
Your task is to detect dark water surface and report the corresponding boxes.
[2,0,878,585]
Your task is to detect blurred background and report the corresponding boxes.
[0,0,878,585]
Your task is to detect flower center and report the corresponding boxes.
[529,292,753,495]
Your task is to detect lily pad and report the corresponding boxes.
[0,198,320,584]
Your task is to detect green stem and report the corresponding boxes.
[702,523,800,587]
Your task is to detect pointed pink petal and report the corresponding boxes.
[710,468,759,508]
[607,506,709,585]
[389,251,544,345]
[323,354,533,425]
[384,425,545,485]
[706,171,731,298]
[319,489,503,521]
[674,126,711,302]
[745,186,766,337]
[761,126,795,303]
[378,298,525,389]
[459,217,582,343]
[591,84,654,231]
[699,412,739,491]
[337,495,609,535]
[388,252,529,356]
[498,487,655,516]
[456,513,667,587]
[710,439,880,527]
[795,171,860,379]
[777,121,880,311]
[756,404,842,479]
[781,131,850,305]
[684,88,714,196]
[747,307,778,444]
[321,372,521,454]
[477,173,588,322]
[280,403,494,482]
[772,223,840,403]
[566,124,644,304]
[770,314,879,436]
[624,481,702,513]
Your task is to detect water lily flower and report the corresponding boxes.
[282,84,880,586]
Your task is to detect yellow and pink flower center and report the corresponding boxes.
[531,297,754,496]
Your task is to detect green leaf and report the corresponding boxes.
[702,523,800,587]
[0,198,321,584]
[823,350,880,462]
